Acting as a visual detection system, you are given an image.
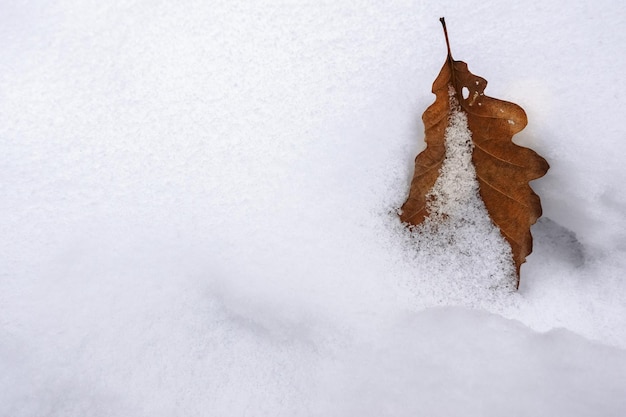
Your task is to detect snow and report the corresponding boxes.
[404,86,517,297]
[1,1,626,416]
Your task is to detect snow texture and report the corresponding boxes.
[1,1,626,416]
[406,86,516,296]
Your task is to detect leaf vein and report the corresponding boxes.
[473,142,526,168]
[476,175,530,209]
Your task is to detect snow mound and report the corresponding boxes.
[1,1,626,415]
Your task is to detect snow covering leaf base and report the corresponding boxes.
[400,18,549,287]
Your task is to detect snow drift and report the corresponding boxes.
[1,1,625,416]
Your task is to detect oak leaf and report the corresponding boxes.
[400,18,549,287]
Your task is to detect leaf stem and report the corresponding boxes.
[440,17,452,58]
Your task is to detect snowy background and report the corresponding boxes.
[1,1,626,416]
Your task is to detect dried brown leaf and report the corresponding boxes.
[400,18,549,287]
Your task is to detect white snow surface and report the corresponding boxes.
[1,1,626,416]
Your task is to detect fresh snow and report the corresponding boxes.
[405,86,516,295]
[1,1,626,416]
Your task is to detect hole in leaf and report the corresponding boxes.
[462,87,469,99]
